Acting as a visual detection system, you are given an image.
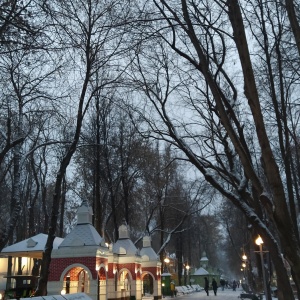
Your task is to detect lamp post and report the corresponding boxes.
[255,236,268,299]
[163,257,171,296]
[242,263,246,282]
[186,264,190,286]
[242,254,247,282]
[164,257,170,273]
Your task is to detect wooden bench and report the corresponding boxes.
[175,286,185,295]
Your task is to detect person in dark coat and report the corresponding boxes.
[232,280,237,291]
[220,278,225,291]
[212,278,218,296]
[204,277,209,296]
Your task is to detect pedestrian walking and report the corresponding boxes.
[220,278,225,291]
[212,278,218,296]
[170,281,175,297]
[232,280,237,291]
[204,277,209,296]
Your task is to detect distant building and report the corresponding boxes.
[189,252,220,288]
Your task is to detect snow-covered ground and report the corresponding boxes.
[167,286,286,300]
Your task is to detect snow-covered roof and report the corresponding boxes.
[193,267,209,275]
[59,224,102,247]
[58,200,103,248]
[112,220,138,256]
[1,233,64,258]
[140,247,158,261]
[140,236,159,261]
[113,238,137,255]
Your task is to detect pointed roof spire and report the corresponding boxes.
[113,220,137,255]
[140,235,159,261]
[119,218,129,239]
[77,199,93,224]
[143,235,151,248]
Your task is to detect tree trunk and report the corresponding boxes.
[59,176,67,237]
[35,52,90,295]
[285,0,300,56]
[227,0,300,294]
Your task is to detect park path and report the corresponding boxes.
[169,288,283,300]
[169,287,256,300]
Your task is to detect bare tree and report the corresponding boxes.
[125,0,300,298]
[34,0,131,295]
[0,0,39,53]
[0,42,61,251]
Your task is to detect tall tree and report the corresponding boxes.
[126,0,300,298]
[34,0,130,294]
[0,41,60,250]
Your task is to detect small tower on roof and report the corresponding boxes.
[77,199,93,224]
[200,251,209,268]
[140,235,159,261]
[119,218,130,239]
[57,199,102,248]
[113,219,138,256]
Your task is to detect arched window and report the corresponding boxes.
[142,274,153,295]
[120,271,131,291]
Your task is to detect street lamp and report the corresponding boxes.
[241,253,248,285]
[186,264,190,286]
[164,257,170,273]
[241,263,246,282]
[255,235,268,299]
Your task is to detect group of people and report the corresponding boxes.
[204,277,240,296]
[204,277,218,296]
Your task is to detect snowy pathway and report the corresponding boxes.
[168,287,272,300]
